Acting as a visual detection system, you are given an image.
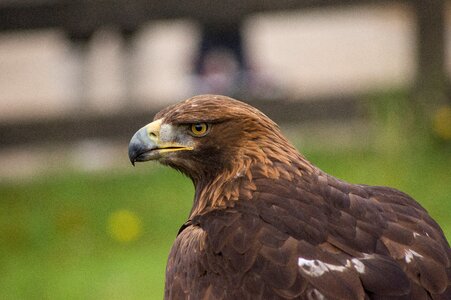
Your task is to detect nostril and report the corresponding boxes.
[149,132,157,138]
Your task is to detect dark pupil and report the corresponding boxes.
[194,124,203,132]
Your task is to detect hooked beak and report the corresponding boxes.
[128,119,193,165]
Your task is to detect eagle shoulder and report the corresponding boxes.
[166,167,450,299]
[165,225,208,299]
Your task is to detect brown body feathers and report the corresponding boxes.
[129,95,451,299]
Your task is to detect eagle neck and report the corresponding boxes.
[189,156,254,218]
[188,141,314,219]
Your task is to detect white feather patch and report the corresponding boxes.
[350,258,366,274]
[404,249,423,263]
[298,257,347,277]
[298,255,369,277]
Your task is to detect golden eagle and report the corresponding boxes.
[128,95,450,299]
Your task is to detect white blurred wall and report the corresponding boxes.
[246,4,415,98]
[0,2,449,121]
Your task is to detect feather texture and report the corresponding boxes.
[133,95,450,299]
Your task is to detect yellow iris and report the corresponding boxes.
[190,123,209,136]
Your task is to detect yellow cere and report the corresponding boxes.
[146,119,163,138]
[107,209,143,243]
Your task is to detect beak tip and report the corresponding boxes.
[129,149,138,166]
[128,145,138,166]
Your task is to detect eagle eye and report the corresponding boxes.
[190,123,209,137]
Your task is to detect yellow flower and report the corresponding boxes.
[433,105,451,140]
[107,209,142,243]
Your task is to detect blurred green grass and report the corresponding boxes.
[0,166,193,299]
[0,141,450,299]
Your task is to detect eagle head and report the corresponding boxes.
[128,94,298,183]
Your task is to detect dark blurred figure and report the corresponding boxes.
[192,22,281,99]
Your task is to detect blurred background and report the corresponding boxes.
[0,1,450,299]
